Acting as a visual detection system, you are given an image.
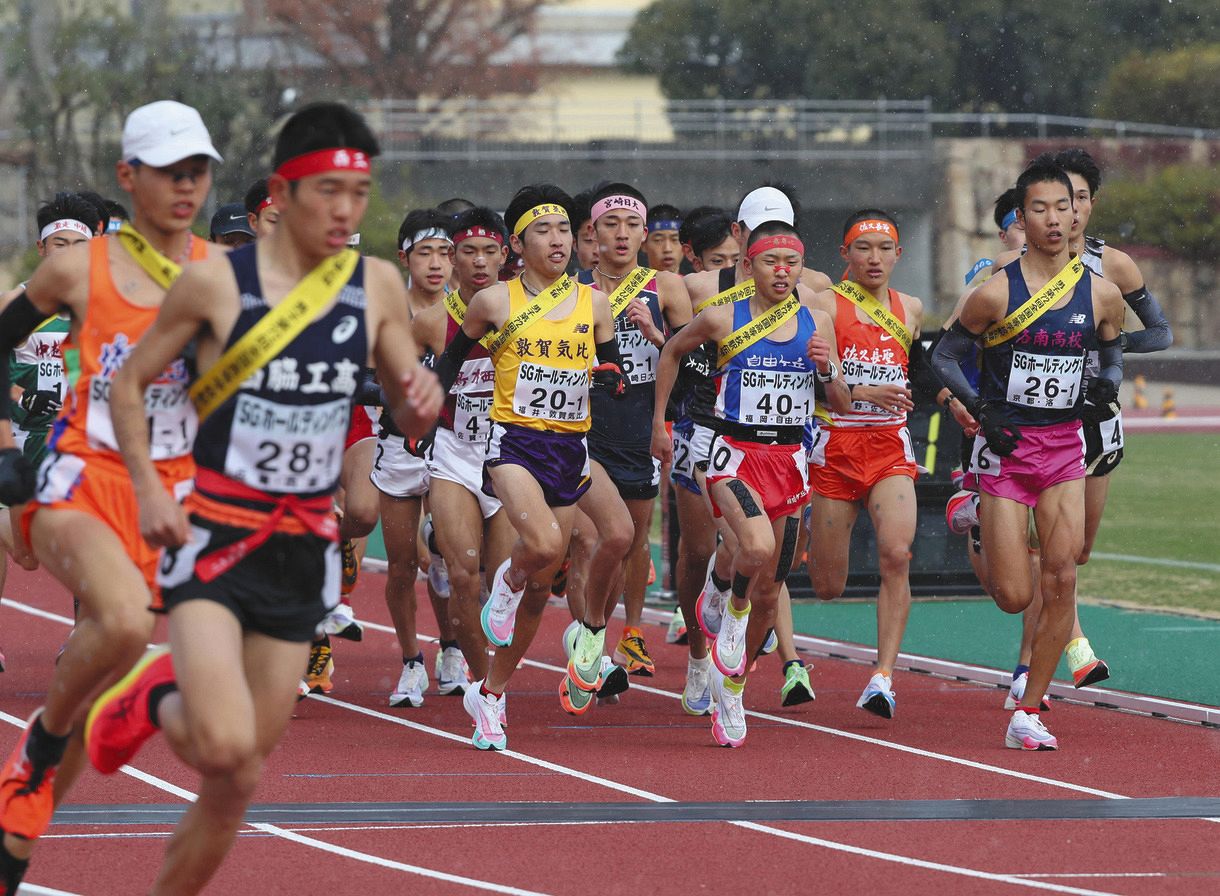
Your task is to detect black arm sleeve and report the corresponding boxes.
[1096,335,1124,389]
[353,367,387,406]
[595,337,624,368]
[433,329,477,395]
[907,337,943,406]
[930,321,983,414]
[0,293,53,422]
[1121,286,1173,354]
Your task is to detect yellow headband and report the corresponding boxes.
[513,203,569,237]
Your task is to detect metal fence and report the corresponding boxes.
[361,98,1220,162]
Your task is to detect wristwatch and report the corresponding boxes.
[816,361,838,383]
[942,394,956,412]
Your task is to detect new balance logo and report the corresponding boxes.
[1068,313,1086,324]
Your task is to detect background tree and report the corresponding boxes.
[1095,45,1220,130]
[263,0,549,100]
[1090,165,1220,265]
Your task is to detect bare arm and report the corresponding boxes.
[367,259,443,439]
[650,307,728,465]
[809,308,850,415]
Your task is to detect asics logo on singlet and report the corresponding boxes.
[1068,313,1087,324]
[332,315,358,344]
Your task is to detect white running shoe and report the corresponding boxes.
[422,516,451,598]
[712,603,749,677]
[481,559,524,647]
[696,570,730,638]
[389,660,428,708]
[435,647,470,696]
[945,489,980,536]
[318,601,364,641]
[856,672,896,719]
[1004,672,1051,712]
[464,680,507,751]
[710,673,746,747]
[681,655,714,716]
[665,607,688,644]
[1005,710,1058,751]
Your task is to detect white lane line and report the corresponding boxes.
[309,696,1118,896]
[1089,552,1220,574]
[0,712,553,896]
[1011,873,1169,880]
[18,885,86,896]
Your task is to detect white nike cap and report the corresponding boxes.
[122,100,223,167]
[737,186,794,230]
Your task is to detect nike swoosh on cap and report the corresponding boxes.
[229,215,245,221]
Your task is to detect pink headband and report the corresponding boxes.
[591,195,647,223]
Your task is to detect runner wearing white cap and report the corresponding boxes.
[0,100,223,893]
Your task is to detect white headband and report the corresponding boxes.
[40,219,93,242]
[401,227,453,252]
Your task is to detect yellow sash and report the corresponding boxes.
[116,222,185,290]
[983,257,1084,349]
[606,267,656,318]
[695,277,754,314]
[831,280,912,354]
[487,274,574,359]
[716,294,799,368]
[444,290,495,350]
[189,249,360,422]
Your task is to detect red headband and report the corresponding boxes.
[843,219,899,248]
[257,195,274,212]
[452,226,505,247]
[747,235,805,260]
[275,147,371,182]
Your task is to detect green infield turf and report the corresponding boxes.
[1078,432,1220,615]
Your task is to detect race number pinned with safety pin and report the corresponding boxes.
[969,434,1001,477]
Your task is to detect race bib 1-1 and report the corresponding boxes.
[224,394,348,493]
[1006,352,1084,410]
[86,373,196,460]
[511,362,589,424]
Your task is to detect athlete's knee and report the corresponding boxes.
[989,582,1032,615]
[95,604,155,651]
[191,726,259,783]
[734,533,774,575]
[520,526,565,567]
[341,503,378,539]
[386,556,419,588]
[876,541,913,577]
[1075,545,1093,566]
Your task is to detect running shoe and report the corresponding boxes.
[613,627,656,676]
[550,557,571,599]
[696,571,729,638]
[389,659,428,708]
[340,536,359,595]
[0,710,68,840]
[0,648,5,673]
[481,559,524,647]
[681,655,714,716]
[665,607,688,645]
[422,516,451,599]
[712,603,749,677]
[646,556,657,586]
[856,672,895,719]
[463,681,507,751]
[304,640,334,695]
[1005,710,1058,751]
[596,656,630,704]
[567,624,606,692]
[749,627,778,673]
[1003,672,1050,712]
[780,663,816,707]
[85,646,174,775]
[0,837,28,894]
[435,647,470,696]
[710,674,746,747]
[559,673,595,715]
[945,489,980,535]
[1066,637,1110,688]
[319,600,363,642]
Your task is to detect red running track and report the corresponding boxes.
[2,564,1219,896]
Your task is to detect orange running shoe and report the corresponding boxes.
[340,538,359,596]
[85,646,175,775]
[0,710,68,840]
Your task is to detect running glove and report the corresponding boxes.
[0,448,35,506]
[1081,378,1120,424]
[18,389,62,418]
[973,400,1022,457]
[591,363,626,398]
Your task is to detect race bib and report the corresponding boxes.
[1006,352,1084,410]
[157,524,213,590]
[841,358,906,415]
[511,362,589,424]
[454,392,493,443]
[737,369,816,426]
[806,426,827,468]
[224,394,348,493]
[672,427,695,480]
[36,358,63,393]
[86,373,196,460]
[1098,411,1123,451]
[618,325,658,385]
[969,434,1001,478]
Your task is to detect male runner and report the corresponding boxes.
[0,100,222,894]
[410,206,516,688]
[654,221,848,746]
[208,202,256,248]
[564,182,692,708]
[431,183,625,750]
[244,179,278,238]
[643,203,683,274]
[570,189,599,272]
[805,209,933,719]
[372,207,460,707]
[933,158,1124,750]
[87,101,441,894]
[680,208,740,273]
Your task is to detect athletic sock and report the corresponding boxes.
[438,639,459,652]
[27,716,68,768]
[1013,664,1030,681]
[727,600,750,619]
[147,682,178,730]
[722,676,744,695]
[586,623,605,635]
[480,681,502,699]
[731,573,751,602]
[403,652,424,667]
[710,570,731,592]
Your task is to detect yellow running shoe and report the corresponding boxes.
[613,627,656,677]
